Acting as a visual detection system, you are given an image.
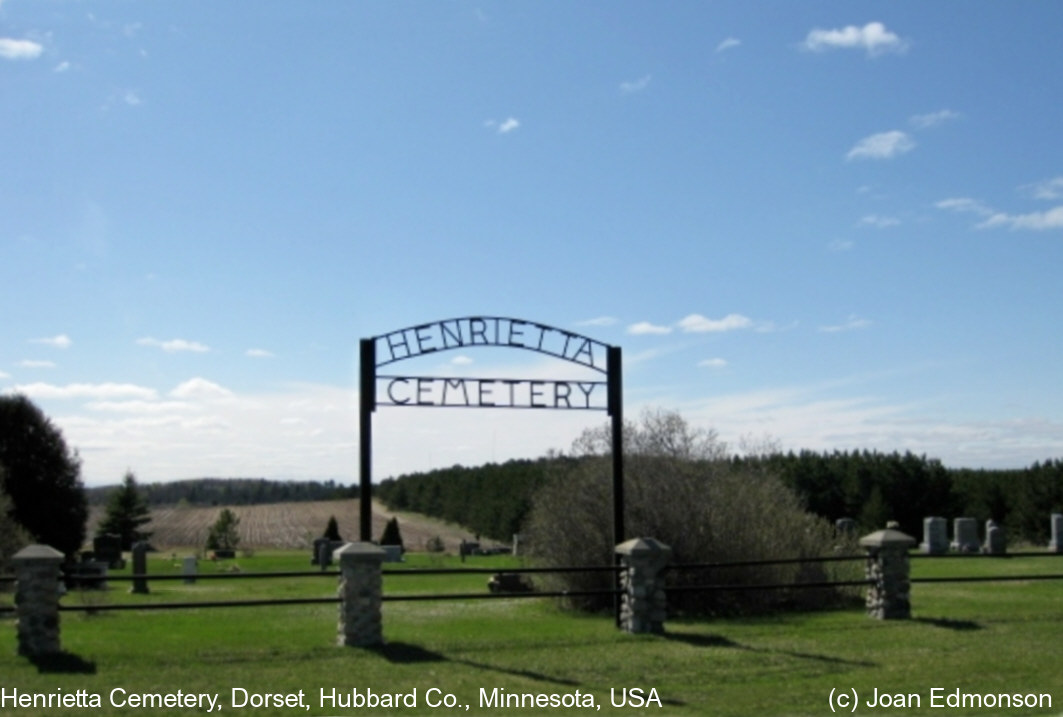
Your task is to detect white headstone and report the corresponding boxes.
[983,520,1006,554]
[951,517,979,553]
[182,556,198,584]
[920,516,948,554]
[1049,514,1063,553]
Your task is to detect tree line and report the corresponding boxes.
[375,458,555,541]
[86,477,358,507]
[378,449,1063,545]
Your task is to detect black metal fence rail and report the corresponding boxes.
[26,564,624,614]
[668,553,867,572]
[6,550,1063,617]
[662,553,870,596]
[911,550,1061,559]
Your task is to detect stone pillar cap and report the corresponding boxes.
[616,537,672,557]
[12,544,65,561]
[334,541,386,560]
[859,528,917,549]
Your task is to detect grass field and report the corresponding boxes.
[3,551,1063,716]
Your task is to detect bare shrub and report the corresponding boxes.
[523,409,860,616]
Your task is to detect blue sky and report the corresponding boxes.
[3,2,1062,487]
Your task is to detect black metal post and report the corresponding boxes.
[607,345,624,626]
[359,338,376,542]
[608,346,624,546]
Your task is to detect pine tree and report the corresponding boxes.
[96,471,153,550]
[379,517,404,551]
[206,508,241,552]
[323,515,342,541]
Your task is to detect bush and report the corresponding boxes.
[523,409,859,616]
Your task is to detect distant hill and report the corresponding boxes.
[86,477,357,507]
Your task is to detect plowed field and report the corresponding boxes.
[87,499,472,552]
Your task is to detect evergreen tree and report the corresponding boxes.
[206,508,241,551]
[323,515,342,541]
[96,471,153,550]
[379,517,404,551]
[0,394,87,556]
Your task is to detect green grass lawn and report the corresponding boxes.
[3,551,1062,716]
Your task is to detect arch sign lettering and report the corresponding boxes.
[358,316,624,547]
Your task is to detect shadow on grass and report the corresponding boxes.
[26,651,97,674]
[371,641,582,691]
[663,631,877,669]
[913,617,982,631]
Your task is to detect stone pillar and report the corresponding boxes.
[860,525,916,620]
[335,542,385,647]
[615,537,672,634]
[1049,514,1063,553]
[983,520,1006,554]
[920,517,948,554]
[951,517,979,553]
[131,541,150,594]
[12,545,65,657]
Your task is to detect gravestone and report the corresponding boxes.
[381,545,403,563]
[93,534,125,569]
[131,541,150,594]
[950,517,980,553]
[512,533,522,556]
[312,538,345,568]
[71,557,108,590]
[835,518,857,534]
[1050,514,1063,553]
[182,556,198,584]
[983,520,1006,554]
[920,517,948,554]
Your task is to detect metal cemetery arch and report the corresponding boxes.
[359,316,624,548]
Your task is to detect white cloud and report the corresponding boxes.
[910,109,960,129]
[450,355,474,366]
[1023,176,1063,201]
[86,400,195,414]
[137,337,211,353]
[803,22,906,56]
[715,38,741,53]
[627,322,673,336]
[575,316,618,327]
[979,206,1063,231]
[31,334,72,349]
[619,75,651,94]
[677,313,753,333]
[246,348,274,358]
[53,60,71,73]
[859,214,900,228]
[6,382,157,400]
[170,377,233,400]
[19,360,57,369]
[491,117,520,134]
[0,38,44,60]
[936,197,994,217]
[828,239,855,252]
[698,358,728,369]
[846,131,915,160]
[819,315,872,333]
